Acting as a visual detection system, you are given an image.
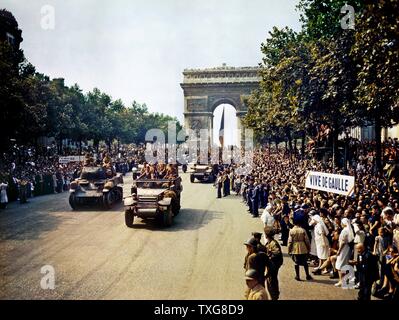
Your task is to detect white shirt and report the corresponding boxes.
[261,206,275,227]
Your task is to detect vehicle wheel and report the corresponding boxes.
[171,198,179,216]
[125,209,134,227]
[163,206,173,227]
[190,174,195,183]
[117,187,123,202]
[69,193,77,210]
[102,192,112,209]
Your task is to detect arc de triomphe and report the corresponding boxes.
[180,64,260,146]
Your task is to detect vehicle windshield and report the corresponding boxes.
[135,179,172,189]
[80,166,106,180]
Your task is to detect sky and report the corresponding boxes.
[3,0,302,146]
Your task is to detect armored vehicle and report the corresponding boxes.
[124,177,182,228]
[188,164,215,183]
[69,166,123,210]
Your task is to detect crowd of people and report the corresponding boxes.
[215,140,399,301]
[2,137,399,300]
[0,142,147,209]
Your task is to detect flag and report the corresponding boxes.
[219,107,225,147]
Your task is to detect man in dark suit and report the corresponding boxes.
[247,179,254,214]
[251,180,261,217]
[350,243,379,300]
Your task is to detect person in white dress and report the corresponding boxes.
[335,218,354,287]
[310,214,330,274]
[309,224,317,258]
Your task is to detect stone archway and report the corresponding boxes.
[180,64,260,146]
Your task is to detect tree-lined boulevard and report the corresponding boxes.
[0,172,358,300]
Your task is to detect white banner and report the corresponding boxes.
[305,171,355,196]
[58,156,85,164]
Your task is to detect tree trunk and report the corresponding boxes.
[286,128,293,161]
[58,135,63,155]
[375,116,382,172]
[332,129,339,168]
[94,139,99,154]
[301,131,306,159]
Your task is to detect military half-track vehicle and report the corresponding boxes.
[124,177,182,228]
[69,166,124,209]
[188,164,215,183]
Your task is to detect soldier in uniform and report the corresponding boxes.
[19,178,28,204]
[223,172,230,197]
[264,227,283,300]
[84,153,95,167]
[251,179,261,217]
[252,232,266,252]
[246,179,254,214]
[216,173,222,199]
[288,218,313,281]
[259,180,266,209]
[244,269,270,300]
[102,152,112,167]
[243,237,269,286]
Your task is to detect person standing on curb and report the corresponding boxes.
[264,227,283,300]
[288,218,313,281]
[244,269,270,300]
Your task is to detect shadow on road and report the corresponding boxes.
[0,210,63,241]
[70,202,124,213]
[0,197,123,241]
[125,208,224,232]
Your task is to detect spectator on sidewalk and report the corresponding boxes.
[288,217,313,281]
[335,218,354,287]
[350,243,379,300]
[244,269,270,300]
[243,237,269,286]
[264,227,283,300]
[0,182,8,209]
[311,214,330,275]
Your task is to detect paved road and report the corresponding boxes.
[0,172,358,300]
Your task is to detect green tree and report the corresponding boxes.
[352,0,399,170]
